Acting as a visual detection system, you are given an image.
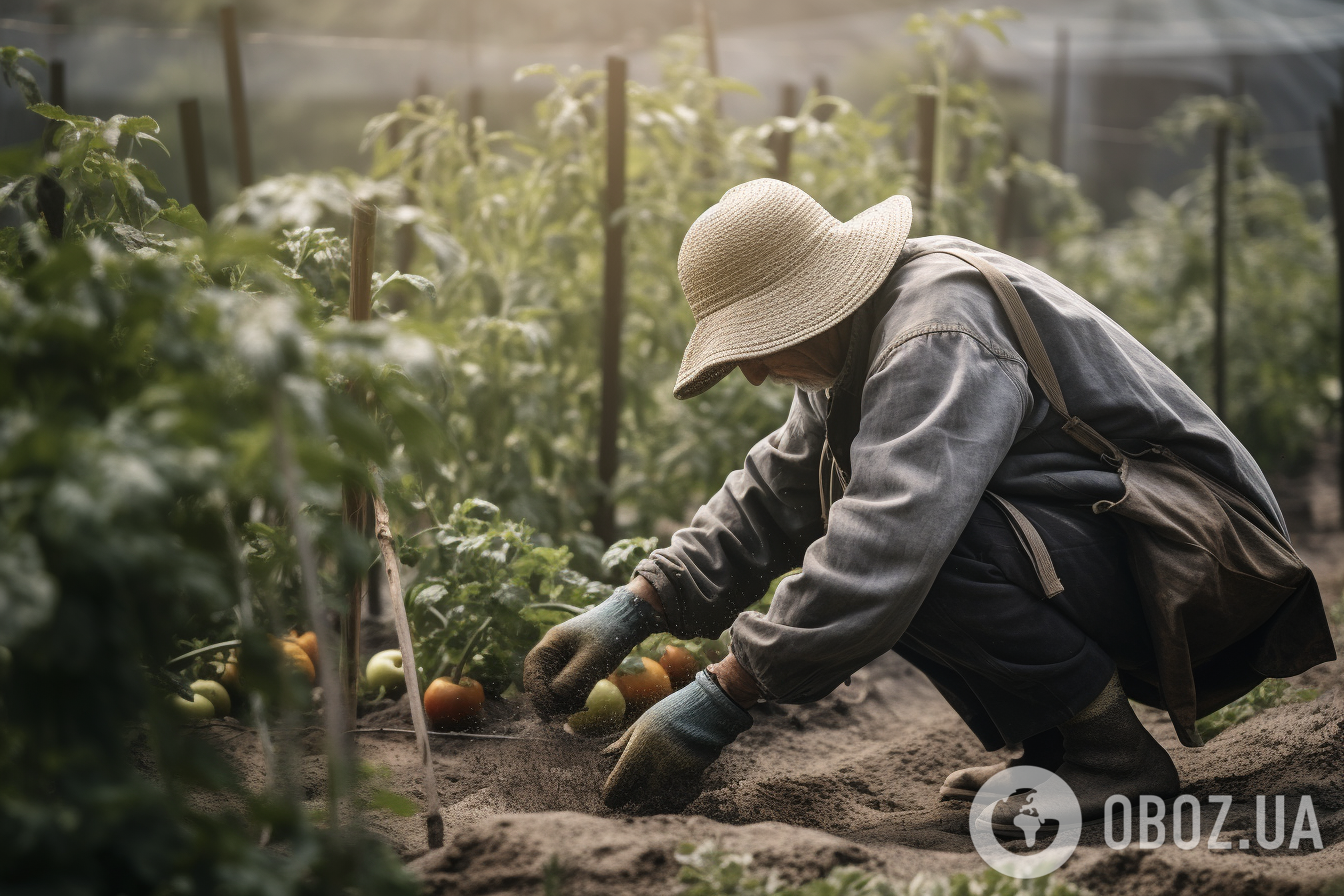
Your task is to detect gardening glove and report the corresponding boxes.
[601,669,753,812]
[524,586,663,718]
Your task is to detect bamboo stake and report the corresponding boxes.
[274,397,352,824]
[1326,98,1344,524]
[772,82,798,183]
[341,200,377,726]
[694,0,721,118]
[373,493,444,848]
[49,59,65,109]
[594,56,627,547]
[1050,26,1069,171]
[220,6,254,188]
[915,90,939,233]
[1212,122,1229,419]
[178,98,213,220]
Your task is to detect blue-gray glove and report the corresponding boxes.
[524,587,663,718]
[601,669,754,812]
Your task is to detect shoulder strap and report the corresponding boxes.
[901,247,1123,463]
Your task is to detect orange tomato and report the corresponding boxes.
[268,635,316,686]
[424,677,485,729]
[220,648,241,692]
[608,656,672,717]
[288,629,319,665]
[657,644,700,691]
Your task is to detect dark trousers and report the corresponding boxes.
[894,496,1154,751]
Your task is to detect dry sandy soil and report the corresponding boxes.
[193,456,1344,896]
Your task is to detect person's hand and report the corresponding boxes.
[524,587,662,718]
[601,669,754,812]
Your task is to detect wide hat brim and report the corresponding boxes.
[673,193,913,400]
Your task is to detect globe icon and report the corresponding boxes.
[1005,790,1044,847]
[970,768,1082,878]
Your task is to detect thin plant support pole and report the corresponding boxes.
[466,85,483,164]
[772,82,798,183]
[595,55,627,547]
[49,59,65,109]
[695,0,721,118]
[813,73,835,123]
[996,132,1018,253]
[273,398,351,826]
[220,5,254,188]
[178,98,213,221]
[372,492,444,848]
[341,200,377,727]
[1212,123,1229,420]
[916,90,939,234]
[1323,98,1344,524]
[1050,26,1069,170]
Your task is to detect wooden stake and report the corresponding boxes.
[1212,123,1229,419]
[595,56,627,547]
[49,59,65,109]
[1050,26,1069,170]
[220,6,254,188]
[996,132,1018,252]
[916,90,939,233]
[341,201,377,727]
[694,0,721,118]
[373,493,444,848]
[772,83,798,183]
[813,73,835,123]
[178,98,213,221]
[466,85,483,164]
[1322,98,1344,522]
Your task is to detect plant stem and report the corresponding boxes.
[523,602,587,616]
[166,639,243,667]
[451,616,493,685]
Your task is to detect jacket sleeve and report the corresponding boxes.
[730,330,1032,703]
[634,391,828,639]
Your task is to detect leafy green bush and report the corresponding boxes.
[0,48,435,894]
[675,840,1089,896]
[1195,677,1319,741]
[1052,96,1335,474]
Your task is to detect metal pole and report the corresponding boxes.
[773,82,798,183]
[1212,123,1229,419]
[220,6,254,188]
[342,200,378,725]
[178,98,212,221]
[595,56,627,546]
[916,91,939,233]
[1050,26,1069,170]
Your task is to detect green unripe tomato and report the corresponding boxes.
[190,679,231,717]
[168,692,216,720]
[566,679,626,736]
[365,648,405,693]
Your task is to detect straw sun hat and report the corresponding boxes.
[673,178,913,400]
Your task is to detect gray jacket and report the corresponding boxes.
[636,236,1286,704]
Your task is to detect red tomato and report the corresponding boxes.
[657,644,700,691]
[424,676,485,729]
[608,657,672,717]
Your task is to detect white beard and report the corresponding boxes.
[768,372,837,394]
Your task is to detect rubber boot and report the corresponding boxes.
[988,671,1180,837]
[938,727,1066,802]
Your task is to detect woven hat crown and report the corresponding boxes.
[678,179,838,321]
